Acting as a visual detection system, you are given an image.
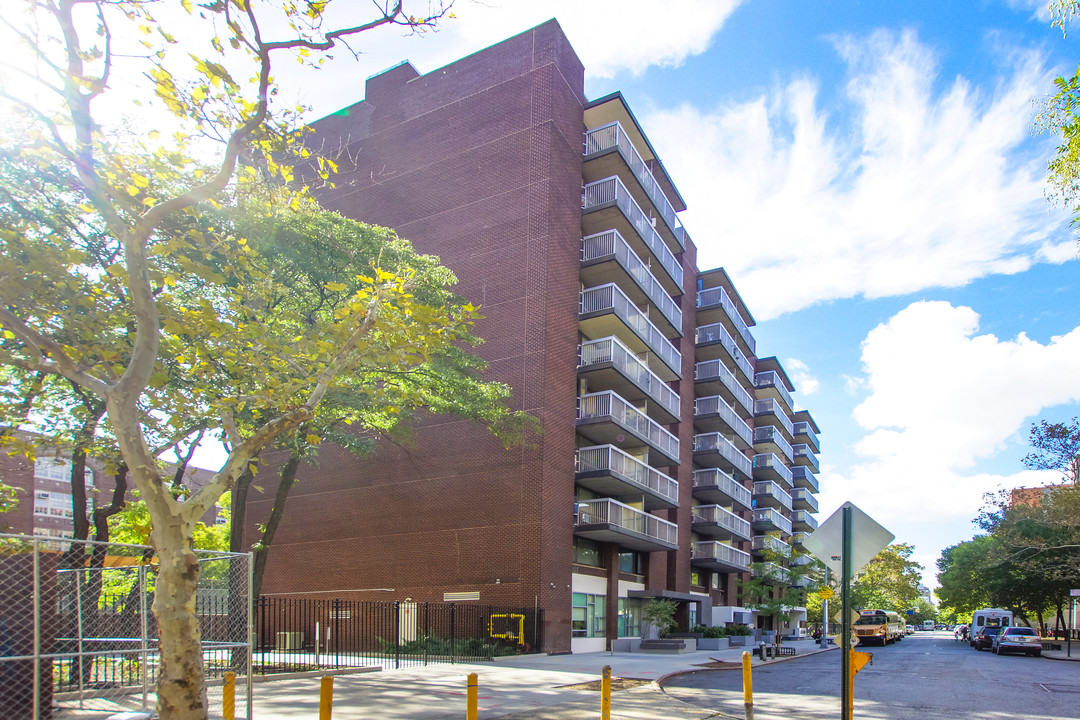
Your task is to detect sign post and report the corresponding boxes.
[840,506,853,720]
[1069,588,1080,658]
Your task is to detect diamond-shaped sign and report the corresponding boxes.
[802,501,894,578]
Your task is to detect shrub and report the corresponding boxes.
[727,624,753,636]
[701,625,727,639]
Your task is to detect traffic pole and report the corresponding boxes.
[840,505,853,720]
[741,651,753,720]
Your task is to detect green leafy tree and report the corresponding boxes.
[1040,2,1080,247]
[1023,418,1080,485]
[850,543,923,612]
[641,598,677,639]
[0,3,465,718]
[739,541,813,646]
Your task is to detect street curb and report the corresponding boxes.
[655,645,841,689]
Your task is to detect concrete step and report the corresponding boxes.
[638,639,692,654]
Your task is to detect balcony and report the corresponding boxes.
[792,421,820,454]
[695,323,754,385]
[789,573,812,588]
[575,445,678,510]
[577,391,680,466]
[580,284,681,381]
[691,468,752,510]
[696,285,756,356]
[583,122,683,250]
[580,230,682,336]
[791,487,818,512]
[790,466,819,493]
[692,504,752,542]
[790,532,807,549]
[792,444,820,474]
[753,398,794,441]
[693,395,753,449]
[789,553,813,567]
[755,371,794,413]
[694,433,752,480]
[752,481,793,512]
[752,561,789,583]
[752,453,793,489]
[574,498,679,552]
[752,507,793,536]
[695,359,754,416]
[751,535,791,558]
[691,541,752,574]
[792,510,819,532]
[582,176,682,292]
[578,337,680,422]
[753,425,793,463]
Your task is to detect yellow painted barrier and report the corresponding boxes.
[848,650,872,718]
[741,651,753,720]
[223,671,235,720]
[319,675,334,720]
[467,672,478,720]
[601,665,611,720]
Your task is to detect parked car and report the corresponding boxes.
[972,625,1004,651]
[992,626,1042,657]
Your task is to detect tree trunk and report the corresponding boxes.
[250,453,302,601]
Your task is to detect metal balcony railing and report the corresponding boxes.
[793,511,819,531]
[579,337,680,418]
[792,444,820,473]
[584,122,683,246]
[694,433,753,478]
[792,421,820,453]
[754,398,794,439]
[790,466,819,493]
[752,481,793,511]
[693,395,753,448]
[752,535,791,555]
[582,176,683,289]
[691,541,752,572]
[577,391,680,462]
[755,371,794,412]
[753,425,794,462]
[691,468,752,509]
[696,285,756,355]
[752,561,789,583]
[695,359,754,416]
[692,504,752,540]
[581,230,682,331]
[695,322,754,381]
[580,284,681,378]
[575,444,678,506]
[574,497,678,546]
[752,453,794,488]
[791,487,819,512]
[753,507,793,535]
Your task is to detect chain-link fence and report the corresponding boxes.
[0,533,252,720]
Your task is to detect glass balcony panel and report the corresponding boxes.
[580,230,682,333]
[695,359,754,416]
[691,468,752,510]
[753,425,794,463]
[694,395,753,448]
[755,371,794,413]
[752,507,793,536]
[580,284,681,380]
[574,497,679,551]
[754,398,794,440]
[790,466,819,493]
[579,336,680,420]
[791,487,819,512]
[583,176,683,289]
[792,444,820,474]
[693,432,753,479]
[696,285,756,355]
[690,541,752,573]
[752,561,790,583]
[695,322,754,382]
[792,510,819,532]
[692,504,752,541]
[752,453,794,489]
[792,421,820,453]
[575,444,678,510]
[577,391,680,465]
[752,481,793,512]
[751,535,791,556]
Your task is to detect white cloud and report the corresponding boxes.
[644,29,1072,320]
[785,358,820,399]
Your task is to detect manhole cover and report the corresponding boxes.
[1038,683,1080,694]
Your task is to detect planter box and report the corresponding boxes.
[697,637,730,651]
[728,635,751,646]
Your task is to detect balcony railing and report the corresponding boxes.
[753,426,794,462]
[792,444,820,473]
[584,122,683,246]
[579,336,680,419]
[752,453,794,488]
[583,176,683,289]
[793,510,819,532]
[575,444,679,508]
[696,285,756,355]
[695,322,754,381]
[578,391,680,463]
[692,504,752,541]
[791,487,819,513]
[752,481,793,511]
[691,541,752,573]
[752,535,791,556]
[755,371,794,412]
[752,561,790,583]
[580,284,681,378]
[754,398,794,439]
[694,433,753,478]
[692,468,752,510]
[574,497,679,550]
[792,421,820,453]
[694,395,753,448]
[695,359,754,416]
[581,230,682,331]
[790,466,819,493]
[753,507,793,535]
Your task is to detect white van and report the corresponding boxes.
[969,608,1012,645]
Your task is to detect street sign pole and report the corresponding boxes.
[840,505,853,720]
[821,566,829,649]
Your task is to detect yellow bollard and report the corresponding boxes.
[741,651,754,720]
[467,672,478,720]
[319,675,334,720]
[601,665,611,720]
[223,671,235,720]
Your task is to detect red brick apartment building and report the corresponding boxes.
[253,20,822,654]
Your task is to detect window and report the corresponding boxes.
[572,592,606,638]
[618,598,641,637]
[619,551,643,574]
[690,570,703,586]
[573,538,603,567]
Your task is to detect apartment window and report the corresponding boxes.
[618,598,641,637]
[690,570,703,586]
[573,538,603,567]
[619,551,643,574]
[571,592,606,638]
[33,457,93,485]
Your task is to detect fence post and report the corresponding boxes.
[32,538,41,720]
[450,603,456,664]
[423,603,429,667]
[394,601,400,670]
[246,552,254,720]
[139,562,149,712]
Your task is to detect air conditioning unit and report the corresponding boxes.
[275,632,304,650]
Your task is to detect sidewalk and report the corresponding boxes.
[251,639,834,720]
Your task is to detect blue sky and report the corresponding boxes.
[263,0,1080,590]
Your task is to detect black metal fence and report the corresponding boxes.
[254,597,544,673]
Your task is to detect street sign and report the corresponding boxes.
[1071,588,1080,597]
[802,501,894,577]
[833,608,860,625]
[818,588,834,600]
